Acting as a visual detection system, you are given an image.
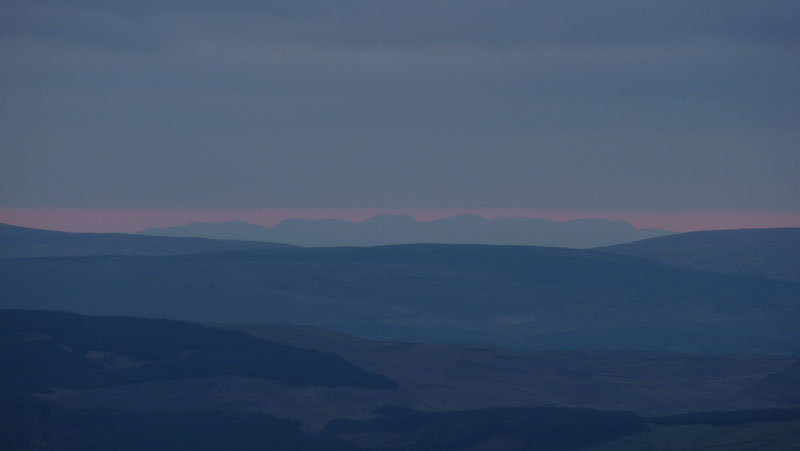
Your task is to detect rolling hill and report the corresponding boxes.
[2,310,799,450]
[599,228,800,283]
[2,243,799,354]
[230,322,800,417]
[0,309,396,393]
[0,222,291,259]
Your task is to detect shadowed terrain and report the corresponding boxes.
[2,310,800,450]
[3,227,800,449]
[2,241,799,354]
[0,309,396,392]
[599,228,800,283]
[230,323,800,417]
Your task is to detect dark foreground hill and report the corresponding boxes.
[0,222,291,259]
[599,227,800,283]
[0,309,396,392]
[226,323,800,417]
[2,311,800,450]
[2,244,799,354]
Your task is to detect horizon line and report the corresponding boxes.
[2,207,800,234]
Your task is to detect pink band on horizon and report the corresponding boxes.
[1,207,799,234]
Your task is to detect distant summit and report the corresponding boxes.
[139,214,671,248]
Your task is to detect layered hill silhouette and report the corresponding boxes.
[3,223,800,448]
[139,214,671,248]
[0,222,291,258]
[3,310,799,450]
[3,228,799,354]
[600,227,800,283]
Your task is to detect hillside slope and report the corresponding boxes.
[3,311,799,450]
[2,244,799,354]
[599,228,800,283]
[0,222,291,259]
[231,323,800,417]
[0,309,396,392]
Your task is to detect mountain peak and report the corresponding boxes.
[138,215,671,248]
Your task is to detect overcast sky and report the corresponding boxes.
[1,0,798,211]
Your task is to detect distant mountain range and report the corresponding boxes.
[139,214,671,248]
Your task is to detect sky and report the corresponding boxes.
[1,1,798,231]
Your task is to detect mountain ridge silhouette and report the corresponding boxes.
[139,214,671,248]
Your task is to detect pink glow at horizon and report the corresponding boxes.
[1,207,800,234]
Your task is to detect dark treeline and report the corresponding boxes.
[0,395,352,451]
[0,309,397,392]
[6,396,800,451]
[325,405,648,451]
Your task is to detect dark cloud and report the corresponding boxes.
[0,1,798,209]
